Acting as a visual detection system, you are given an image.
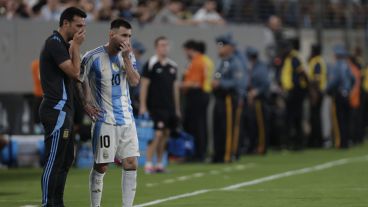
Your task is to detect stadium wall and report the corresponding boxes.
[0,19,364,93]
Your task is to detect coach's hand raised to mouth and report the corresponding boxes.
[72,28,86,45]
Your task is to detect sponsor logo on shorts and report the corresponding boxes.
[103,149,109,159]
[63,129,70,139]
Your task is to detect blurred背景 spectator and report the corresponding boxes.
[192,0,225,26]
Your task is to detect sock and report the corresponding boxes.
[156,162,164,169]
[145,161,153,168]
[122,170,137,207]
[89,169,105,207]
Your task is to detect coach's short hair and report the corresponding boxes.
[111,18,132,30]
[154,36,168,47]
[59,7,87,27]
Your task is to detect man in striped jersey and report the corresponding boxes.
[77,19,140,207]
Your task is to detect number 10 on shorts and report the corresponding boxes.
[100,135,110,148]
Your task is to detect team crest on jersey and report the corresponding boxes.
[63,129,70,139]
[156,68,163,73]
[170,68,176,74]
[112,63,120,72]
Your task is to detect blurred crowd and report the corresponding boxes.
[1,0,368,28]
[120,15,368,166]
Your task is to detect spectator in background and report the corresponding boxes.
[153,0,188,25]
[181,40,211,162]
[95,0,117,21]
[78,0,95,21]
[280,39,309,150]
[140,36,181,173]
[116,0,134,21]
[212,34,245,163]
[244,46,270,155]
[263,15,284,65]
[4,0,31,19]
[347,55,363,144]
[326,45,354,149]
[192,0,225,26]
[39,0,63,21]
[146,0,163,20]
[307,44,327,148]
[134,1,154,25]
[197,41,215,92]
[31,58,44,134]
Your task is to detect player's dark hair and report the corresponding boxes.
[154,36,168,47]
[183,40,198,50]
[59,7,87,27]
[110,18,132,30]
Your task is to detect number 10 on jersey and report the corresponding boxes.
[100,135,110,148]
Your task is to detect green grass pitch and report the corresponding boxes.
[1,142,367,207]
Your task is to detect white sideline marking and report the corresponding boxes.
[135,155,368,207]
[147,164,255,188]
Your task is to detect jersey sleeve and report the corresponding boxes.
[47,38,70,66]
[80,52,94,82]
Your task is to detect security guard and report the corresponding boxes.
[280,39,309,150]
[244,46,270,154]
[212,34,246,163]
[307,44,327,147]
[326,45,354,149]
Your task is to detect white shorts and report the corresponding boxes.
[91,122,140,164]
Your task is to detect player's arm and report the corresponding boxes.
[123,56,140,86]
[76,80,99,121]
[56,29,86,81]
[121,42,140,86]
[76,54,100,121]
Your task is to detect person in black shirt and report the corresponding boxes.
[139,36,181,173]
[39,7,86,207]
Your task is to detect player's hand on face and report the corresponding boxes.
[120,41,132,58]
[84,104,100,122]
[73,29,86,45]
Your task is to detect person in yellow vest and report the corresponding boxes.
[280,39,309,150]
[307,44,327,147]
[181,40,213,161]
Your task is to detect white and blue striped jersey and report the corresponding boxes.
[80,46,137,126]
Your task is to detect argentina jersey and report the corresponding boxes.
[80,46,137,125]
